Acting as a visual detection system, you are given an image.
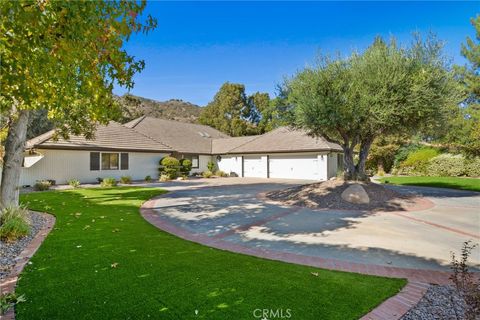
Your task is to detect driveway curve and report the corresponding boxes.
[141,177,480,283]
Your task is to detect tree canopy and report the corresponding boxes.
[199,82,288,136]
[449,15,480,157]
[0,0,156,206]
[287,35,462,180]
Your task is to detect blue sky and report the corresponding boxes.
[114,1,479,106]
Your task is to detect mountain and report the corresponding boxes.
[116,94,202,123]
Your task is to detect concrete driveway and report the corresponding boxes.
[146,177,480,272]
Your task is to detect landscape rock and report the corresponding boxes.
[341,184,370,204]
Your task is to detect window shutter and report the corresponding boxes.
[121,153,129,170]
[90,152,100,171]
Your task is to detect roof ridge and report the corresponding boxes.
[124,115,147,128]
[25,129,56,149]
[127,125,175,151]
[219,134,264,154]
[140,116,231,137]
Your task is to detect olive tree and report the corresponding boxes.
[0,1,156,206]
[287,36,462,180]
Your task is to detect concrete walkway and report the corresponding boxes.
[144,177,480,273]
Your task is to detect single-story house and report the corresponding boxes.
[14,116,343,186]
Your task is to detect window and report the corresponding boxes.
[120,153,129,170]
[183,155,199,168]
[191,155,199,168]
[101,153,119,170]
[90,152,100,171]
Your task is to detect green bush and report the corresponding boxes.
[159,174,171,182]
[120,176,132,184]
[0,293,26,315]
[34,180,51,191]
[465,157,480,177]
[393,143,421,168]
[202,170,213,178]
[159,156,180,179]
[179,159,192,175]
[144,175,152,182]
[214,170,227,177]
[427,154,465,177]
[68,179,80,188]
[100,178,117,187]
[400,148,439,175]
[0,206,30,242]
[207,161,216,172]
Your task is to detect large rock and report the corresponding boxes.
[341,184,370,204]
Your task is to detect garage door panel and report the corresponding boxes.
[243,156,264,178]
[269,155,320,180]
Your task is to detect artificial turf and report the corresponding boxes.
[16,187,405,319]
[379,176,480,192]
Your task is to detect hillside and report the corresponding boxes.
[116,94,202,123]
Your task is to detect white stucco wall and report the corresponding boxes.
[17,149,168,186]
[216,155,243,177]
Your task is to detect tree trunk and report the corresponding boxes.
[343,147,357,180]
[356,138,373,181]
[341,138,373,181]
[1,110,30,208]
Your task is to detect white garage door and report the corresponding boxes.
[269,155,320,180]
[243,156,265,178]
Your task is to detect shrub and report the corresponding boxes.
[159,174,171,182]
[393,143,421,168]
[144,175,152,182]
[207,161,216,172]
[0,293,26,315]
[450,241,480,320]
[202,170,213,178]
[120,176,132,184]
[100,177,117,187]
[427,154,465,177]
[34,180,51,191]
[159,156,180,179]
[0,206,30,242]
[179,159,192,176]
[214,170,227,177]
[465,157,480,177]
[68,179,80,188]
[399,148,439,175]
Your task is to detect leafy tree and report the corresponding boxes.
[287,35,462,180]
[0,1,156,206]
[199,82,292,136]
[199,83,267,136]
[450,15,480,157]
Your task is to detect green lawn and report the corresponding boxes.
[378,176,480,192]
[17,187,405,319]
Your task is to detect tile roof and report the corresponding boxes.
[26,121,172,152]
[26,117,342,155]
[211,135,261,154]
[215,127,342,154]
[124,116,229,154]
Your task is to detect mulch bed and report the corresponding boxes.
[0,211,47,281]
[265,179,418,211]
